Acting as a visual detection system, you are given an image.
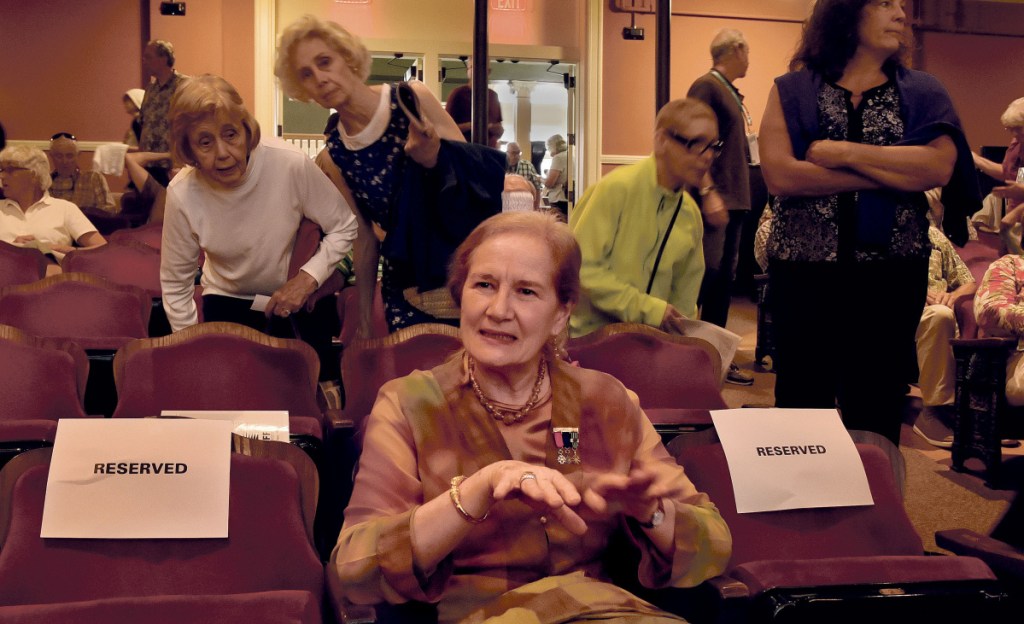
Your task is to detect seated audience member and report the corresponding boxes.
[0,145,106,273]
[570,98,723,338]
[502,173,539,212]
[972,97,1023,232]
[975,254,1024,407]
[121,151,173,223]
[123,88,145,148]
[911,225,977,447]
[333,211,731,623]
[48,132,116,213]
[160,74,357,341]
[446,57,504,148]
[506,141,541,192]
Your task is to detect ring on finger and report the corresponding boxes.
[518,471,537,487]
[281,309,291,316]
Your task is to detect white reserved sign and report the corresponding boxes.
[41,418,233,538]
[160,410,290,442]
[710,408,873,513]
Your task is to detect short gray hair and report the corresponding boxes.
[710,29,746,63]
[1001,97,1024,128]
[0,145,51,192]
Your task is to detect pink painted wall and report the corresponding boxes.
[917,31,1024,150]
[602,7,803,157]
[149,0,256,108]
[0,0,142,141]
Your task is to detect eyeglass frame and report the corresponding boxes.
[50,132,76,141]
[0,165,30,175]
[663,130,724,158]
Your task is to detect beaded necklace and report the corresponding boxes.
[468,356,548,426]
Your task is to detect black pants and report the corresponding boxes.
[699,209,747,328]
[202,294,340,381]
[769,258,928,445]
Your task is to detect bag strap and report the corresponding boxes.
[646,195,684,295]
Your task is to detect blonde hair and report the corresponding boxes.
[0,145,51,192]
[546,134,568,155]
[167,74,260,167]
[1001,97,1024,129]
[274,15,372,103]
[655,98,717,130]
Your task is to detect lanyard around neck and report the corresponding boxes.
[710,69,752,129]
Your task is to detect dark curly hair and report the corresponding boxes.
[790,0,909,82]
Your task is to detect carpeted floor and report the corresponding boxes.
[720,295,1019,552]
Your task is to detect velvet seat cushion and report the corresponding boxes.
[0,455,323,606]
[0,590,322,624]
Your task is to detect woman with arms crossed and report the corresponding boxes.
[759,0,976,444]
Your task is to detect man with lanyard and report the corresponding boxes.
[139,40,188,187]
[688,28,756,385]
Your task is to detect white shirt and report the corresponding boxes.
[0,193,98,259]
[160,138,358,331]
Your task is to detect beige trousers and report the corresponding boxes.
[916,304,957,407]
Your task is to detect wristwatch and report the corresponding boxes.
[638,498,665,529]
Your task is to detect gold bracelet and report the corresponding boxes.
[449,475,488,524]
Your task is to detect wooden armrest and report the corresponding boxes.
[326,408,355,432]
[951,337,1017,350]
[935,529,1024,579]
[339,604,377,624]
[707,574,751,600]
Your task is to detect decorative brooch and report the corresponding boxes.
[553,427,580,464]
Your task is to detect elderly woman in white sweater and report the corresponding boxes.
[160,74,357,337]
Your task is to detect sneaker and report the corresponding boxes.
[726,363,754,386]
[913,406,954,449]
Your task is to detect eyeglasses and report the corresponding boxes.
[664,130,724,157]
[50,132,76,141]
[0,166,29,175]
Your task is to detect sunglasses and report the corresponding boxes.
[665,130,724,157]
[51,132,76,141]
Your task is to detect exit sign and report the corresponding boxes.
[491,0,527,10]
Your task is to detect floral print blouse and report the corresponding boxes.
[767,80,931,264]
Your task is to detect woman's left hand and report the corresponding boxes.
[582,460,687,523]
[266,271,317,319]
[994,181,1024,202]
[404,115,441,169]
[805,140,851,170]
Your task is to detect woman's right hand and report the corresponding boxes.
[478,460,588,535]
[404,115,441,169]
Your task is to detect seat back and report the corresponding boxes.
[0,325,88,421]
[0,242,47,288]
[108,222,163,250]
[111,322,322,424]
[671,442,923,566]
[0,273,150,350]
[0,437,323,606]
[340,324,462,432]
[62,240,162,298]
[337,280,388,347]
[567,323,727,410]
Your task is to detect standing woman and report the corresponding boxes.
[759,0,977,444]
[542,134,570,219]
[275,15,504,336]
[160,74,357,340]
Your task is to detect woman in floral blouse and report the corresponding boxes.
[759,0,976,444]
